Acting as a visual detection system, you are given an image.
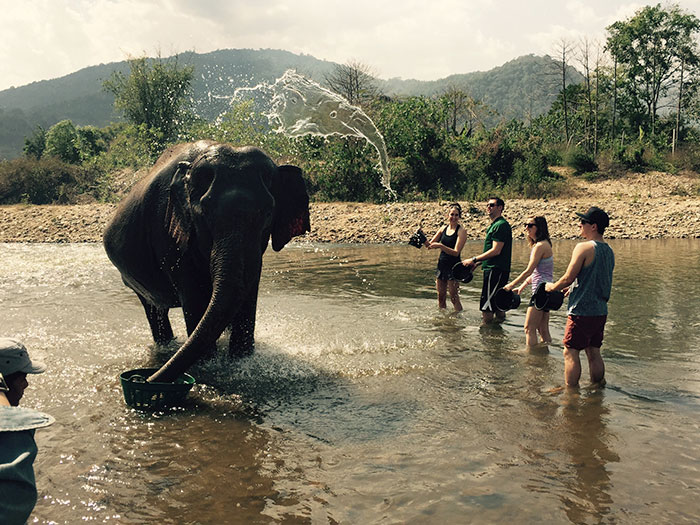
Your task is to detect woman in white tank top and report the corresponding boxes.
[503,216,554,347]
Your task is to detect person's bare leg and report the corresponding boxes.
[563,345,582,386]
[538,311,552,343]
[448,280,463,312]
[584,346,605,384]
[524,307,542,347]
[436,279,447,309]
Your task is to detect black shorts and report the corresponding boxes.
[436,257,460,282]
[480,268,509,312]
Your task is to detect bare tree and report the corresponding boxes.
[553,38,574,145]
[324,60,381,106]
[439,84,490,136]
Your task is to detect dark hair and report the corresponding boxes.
[527,216,551,247]
[488,197,505,208]
[449,202,462,217]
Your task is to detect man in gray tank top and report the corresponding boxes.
[545,207,614,387]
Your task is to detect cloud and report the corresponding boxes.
[1,0,699,90]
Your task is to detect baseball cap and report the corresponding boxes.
[575,206,609,230]
[0,338,47,375]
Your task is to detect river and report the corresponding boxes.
[1,239,699,524]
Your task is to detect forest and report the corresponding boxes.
[1,3,699,205]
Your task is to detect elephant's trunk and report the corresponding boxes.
[147,235,252,383]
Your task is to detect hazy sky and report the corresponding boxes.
[2,0,700,91]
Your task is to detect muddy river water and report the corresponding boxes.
[1,239,699,524]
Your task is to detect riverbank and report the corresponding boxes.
[1,170,699,243]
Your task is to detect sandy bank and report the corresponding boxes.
[1,171,698,243]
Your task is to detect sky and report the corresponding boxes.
[2,0,700,92]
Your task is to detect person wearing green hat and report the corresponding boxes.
[545,207,615,387]
[0,338,54,524]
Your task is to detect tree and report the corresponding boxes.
[324,60,380,106]
[606,4,700,135]
[438,85,490,137]
[44,120,80,163]
[103,53,194,145]
[552,39,575,145]
[23,125,46,159]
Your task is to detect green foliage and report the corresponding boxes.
[0,156,103,204]
[103,53,194,148]
[41,120,111,165]
[44,120,80,163]
[565,148,598,175]
[606,4,700,133]
[23,125,46,159]
[90,123,161,172]
[302,138,384,202]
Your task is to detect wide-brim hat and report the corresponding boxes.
[0,338,47,376]
[533,282,564,311]
[452,261,475,283]
[493,288,521,312]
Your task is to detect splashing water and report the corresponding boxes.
[229,70,394,197]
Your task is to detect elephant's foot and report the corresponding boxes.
[228,339,254,358]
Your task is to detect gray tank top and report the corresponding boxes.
[567,241,615,316]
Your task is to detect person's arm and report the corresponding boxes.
[464,240,504,267]
[426,226,445,248]
[504,243,545,291]
[546,242,593,292]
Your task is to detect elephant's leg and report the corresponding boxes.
[137,294,174,345]
[228,287,258,357]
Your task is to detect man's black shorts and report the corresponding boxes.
[480,268,509,312]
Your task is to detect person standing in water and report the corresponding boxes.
[503,216,554,347]
[426,203,467,311]
[0,338,54,524]
[546,207,614,387]
[463,197,512,323]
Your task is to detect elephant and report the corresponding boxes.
[103,140,310,383]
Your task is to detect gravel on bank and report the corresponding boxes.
[1,171,699,243]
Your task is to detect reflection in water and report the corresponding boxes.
[557,390,619,524]
[1,240,699,523]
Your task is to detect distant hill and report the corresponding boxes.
[379,54,584,122]
[0,49,582,159]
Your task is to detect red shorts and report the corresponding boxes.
[563,315,607,350]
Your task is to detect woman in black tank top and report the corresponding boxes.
[426,203,467,311]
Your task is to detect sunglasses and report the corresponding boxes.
[486,203,498,208]
[579,219,591,225]
[524,223,536,228]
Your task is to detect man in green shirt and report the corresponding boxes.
[463,197,513,323]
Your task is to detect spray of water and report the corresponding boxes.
[227,70,394,197]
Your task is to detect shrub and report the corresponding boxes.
[0,156,103,204]
[565,148,598,175]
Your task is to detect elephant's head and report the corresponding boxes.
[148,143,309,382]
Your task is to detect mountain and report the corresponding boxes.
[0,49,582,159]
[379,54,584,122]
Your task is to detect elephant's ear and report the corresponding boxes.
[271,165,311,252]
[166,161,192,252]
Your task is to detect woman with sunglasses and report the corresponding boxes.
[503,216,553,347]
[426,203,467,311]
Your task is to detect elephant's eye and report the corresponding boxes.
[189,167,214,198]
